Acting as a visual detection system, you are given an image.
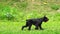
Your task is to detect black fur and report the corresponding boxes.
[22,16,49,30]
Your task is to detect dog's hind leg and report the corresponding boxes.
[22,21,29,30]
[22,25,28,30]
[35,24,39,30]
[28,24,32,30]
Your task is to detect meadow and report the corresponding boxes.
[0,0,60,34]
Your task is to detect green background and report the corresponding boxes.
[0,0,60,34]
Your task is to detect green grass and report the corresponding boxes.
[0,13,60,34]
[50,4,59,10]
[0,0,60,34]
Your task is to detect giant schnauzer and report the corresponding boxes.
[22,16,49,30]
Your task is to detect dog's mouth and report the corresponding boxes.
[44,19,48,22]
[44,21,47,22]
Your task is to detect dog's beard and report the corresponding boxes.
[44,19,48,22]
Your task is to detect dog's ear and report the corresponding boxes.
[44,15,46,17]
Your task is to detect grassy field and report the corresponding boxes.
[0,0,60,34]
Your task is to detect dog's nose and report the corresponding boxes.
[47,19,49,21]
[48,19,49,20]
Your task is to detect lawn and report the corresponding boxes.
[0,0,60,34]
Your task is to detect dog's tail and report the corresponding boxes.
[26,20,27,21]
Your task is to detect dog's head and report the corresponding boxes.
[43,16,49,22]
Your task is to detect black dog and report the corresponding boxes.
[22,16,49,30]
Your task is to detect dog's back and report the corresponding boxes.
[26,18,43,25]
